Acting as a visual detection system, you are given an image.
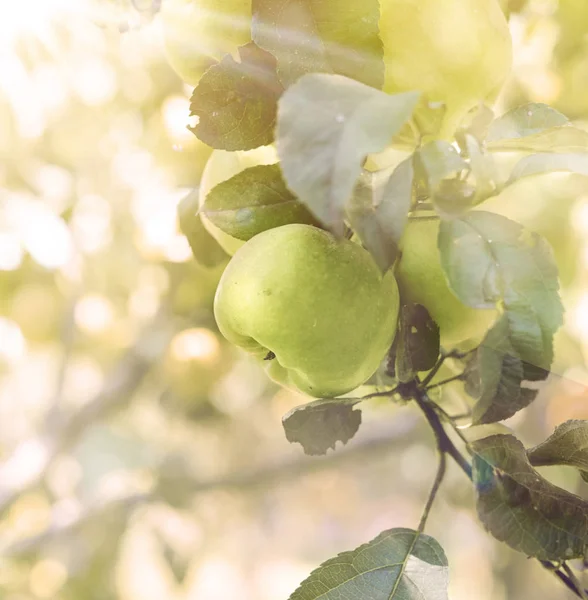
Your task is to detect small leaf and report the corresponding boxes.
[462,423,514,444]
[487,103,569,142]
[201,164,320,240]
[375,158,415,244]
[289,528,449,600]
[472,433,588,561]
[455,105,495,147]
[410,100,449,142]
[464,134,498,201]
[283,398,362,455]
[347,158,413,272]
[528,420,588,480]
[439,212,563,325]
[177,190,228,268]
[189,42,283,150]
[507,153,588,184]
[347,172,399,273]
[416,141,468,192]
[276,73,419,235]
[468,314,538,424]
[395,304,440,383]
[252,0,383,89]
[432,178,477,219]
[439,212,564,423]
[415,141,473,218]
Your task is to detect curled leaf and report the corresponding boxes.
[472,433,588,561]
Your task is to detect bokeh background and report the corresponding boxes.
[0,0,587,598]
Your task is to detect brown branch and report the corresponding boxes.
[1,416,419,559]
[0,307,177,518]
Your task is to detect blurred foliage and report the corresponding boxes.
[0,1,587,599]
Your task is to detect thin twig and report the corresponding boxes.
[420,354,449,388]
[421,348,474,389]
[418,428,447,533]
[1,417,419,559]
[426,373,465,391]
[538,560,584,599]
[563,561,588,599]
[428,401,470,446]
[357,387,399,402]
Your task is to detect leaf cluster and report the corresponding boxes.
[173,3,588,598]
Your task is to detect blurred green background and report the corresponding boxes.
[0,1,587,598]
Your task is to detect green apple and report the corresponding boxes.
[395,218,497,348]
[199,146,278,255]
[380,0,512,139]
[214,224,400,397]
[160,0,252,87]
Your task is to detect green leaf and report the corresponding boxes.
[416,141,467,192]
[282,398,363,456]
[455,105,495,147]
[439,212,564,423]
[462,423,514,444]
[487,103,569,142]
[289,528,449,600]
[439,212,562,324]
[488,126,588,153]
[464,134,498,201]
[347,172,399,273]
[374,157,415,243]
[394,304,440,383]
[467,314,539,424]
[177,190,228,268]
[507,153,588,184]
[528,420,588,479]
[347,158,413,272]
[201,164,320,240]
[415,142,473,218]
[432,179,477,219]
[276,74,419,235]
[252,0,383,89]
[472,433,588,561]
[189,43,283,150]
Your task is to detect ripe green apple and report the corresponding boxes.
[160,0,252,87]
[395,218,497,348]
[380,0,512,139]
[214,224,400,397]
[199,145,278,255]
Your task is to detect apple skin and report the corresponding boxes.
[199,146,278,255]
[214,224,400,397]
[160,0,252,87]
[380,0,512,139]
[395,219,497,348]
